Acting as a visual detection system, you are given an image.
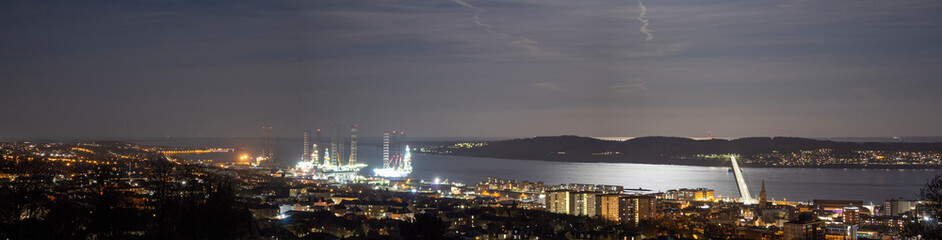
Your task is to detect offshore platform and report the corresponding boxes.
[295,124,367,175]
[372,131,412,178]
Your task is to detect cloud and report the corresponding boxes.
[610,80,647,92]
[448,0,496,36]
[450,0,476,9]
[533,82,564,92]
[637,0,653,41]
[450,0,548,56]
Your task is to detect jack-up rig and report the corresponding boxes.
[372,130,412,178]
[295,124,367,174]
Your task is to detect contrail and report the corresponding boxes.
[473,12,502,36]
[451,0,476,9]
[637,0,653,41]
[451,0,545,55]
[451,0,497,34]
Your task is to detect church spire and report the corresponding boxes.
[759,179,768,208]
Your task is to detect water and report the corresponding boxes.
[410,154,937,203]
[131,137,940,203]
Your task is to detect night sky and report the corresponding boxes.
[2,0,942,139]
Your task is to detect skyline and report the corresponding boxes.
[3,0,942,139]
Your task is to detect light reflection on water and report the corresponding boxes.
[134,137,940,203]
[410,153,939,203]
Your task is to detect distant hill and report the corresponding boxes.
[430,135,942,167]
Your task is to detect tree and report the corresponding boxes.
[401,214,446,240]
[922,175,942,219]
[908,175,942,238]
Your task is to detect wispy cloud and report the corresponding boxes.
[533,82,564,92]
[610,79,647,92]
[637,0,653,41]
[450,0,549,56]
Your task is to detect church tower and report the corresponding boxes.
[759,179,768,208]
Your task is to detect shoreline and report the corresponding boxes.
[427,153,942,170]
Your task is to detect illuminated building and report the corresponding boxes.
[597,194,656,224]
[621,195,657,224]
[557,184,624,194]
[697,189,715,201]
[824,224,857,240]
[784,213,826,240]
[665,188,714,201]
[544,190,602,216]
[546,190,572,214]
[595,185,624,194]
[842,206,859,225]
[599,194,622,222]
[562,183,595,192]
[883,199,916,216]
[813,200,867,220]
[573,192,600,217]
